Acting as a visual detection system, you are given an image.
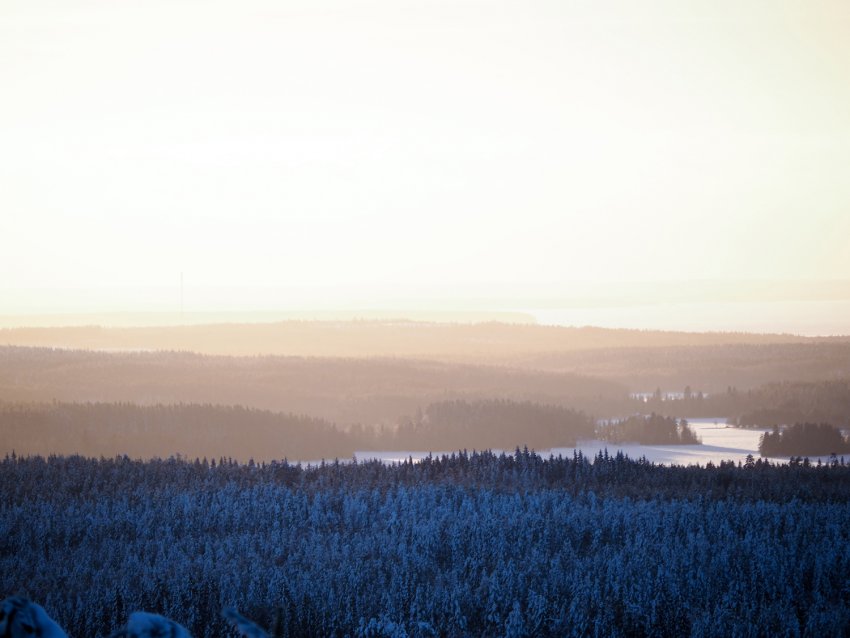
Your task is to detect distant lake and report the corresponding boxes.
[353,420,846,467]
[526,299,850,336]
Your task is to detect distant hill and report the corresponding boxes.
[732,381,850,428]
[0,401,350,461]
[0,346,625,426]
[636,380,850,426]
[0,398,597,461]
[6,321,849,394]
[393,399,595,451]
[0,320,827,361]
[513,342,850,392]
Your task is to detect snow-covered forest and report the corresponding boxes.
[5,0,850,633]
[3,451,849,637]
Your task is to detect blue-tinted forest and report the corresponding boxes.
[2,452,850,637]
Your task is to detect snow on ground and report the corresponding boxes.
[550,419,768,467]
[352,419,845,467]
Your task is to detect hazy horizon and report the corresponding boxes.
[2,278,850,335]
[4,0,850,327]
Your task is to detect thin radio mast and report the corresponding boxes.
[180,272,184,322]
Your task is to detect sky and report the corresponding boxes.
[2,0,850,314]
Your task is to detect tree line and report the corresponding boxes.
[3,346,849,428]
[629,379,850,427]
[515,341,850,392]
[759,423,850,458]
[0,399,595,462]
[0,346,624,427]
[597,414,700,445]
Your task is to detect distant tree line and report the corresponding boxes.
[597,414,700,445]
[517,341,850,393]
[0,346,624,427]
[388,399,595,451]
[629,380,850,426]
[4,346,850,430]
[9,392,850,463]
[2,452,849,637]
[0,399,595,461]
[759,423,850,458]
[0,320,816,361]
[0,401,353,462]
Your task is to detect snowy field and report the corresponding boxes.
[353,419,844,467]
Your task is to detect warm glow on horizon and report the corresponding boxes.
[3,0,850,315]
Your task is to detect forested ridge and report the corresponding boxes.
[516,342,850,392]
[0,346,624,426]
[2,452,849,637]
[0,320,820,360]
[4,347,849,432]
[390,400,594,452]
[635,380,850,426]
[3,328,850,402]
[0,399,595,461]
[5,387,850,461]
[0,401,351,461]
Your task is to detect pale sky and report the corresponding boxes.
[2,0,850,313]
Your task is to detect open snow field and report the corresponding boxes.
[551,419,771,466]
[353,419,844,467]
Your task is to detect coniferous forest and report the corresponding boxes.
[6,0,850,633]
[3,338,850,636]
[3,451,850,637]
[759,423,850,458]
[597,414,701,445]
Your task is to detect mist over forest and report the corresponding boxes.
[4,0,850,632]
[1,324,849,461]
[1,320,840,361]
